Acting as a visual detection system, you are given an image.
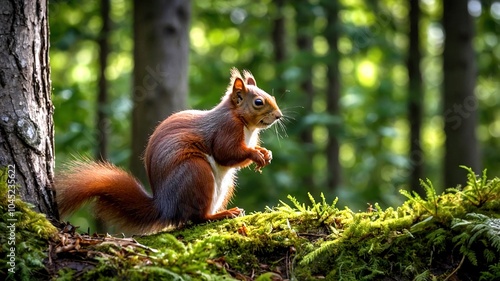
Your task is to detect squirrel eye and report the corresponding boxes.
[254,98,264,107]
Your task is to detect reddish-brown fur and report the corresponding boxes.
[55,68,282,233]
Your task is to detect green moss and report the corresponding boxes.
[2,167,500,280]
[137,211,309,279]
[0,168,58,280]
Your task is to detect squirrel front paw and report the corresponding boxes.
[251,147,272,172]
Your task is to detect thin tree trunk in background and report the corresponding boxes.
[0,0,58,219]
[408,0,425,195]
[324,1,342,191]
[442,0,481,188]
[131,0,191,184]
[95,0,111,233]
[296,34,314,147]
[272,0,286,63]
[96,0,110,161]
[295,2,315,188]
[272,0,286,94]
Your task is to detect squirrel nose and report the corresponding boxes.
[275,111,283,120]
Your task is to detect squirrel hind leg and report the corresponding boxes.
[153,157,218,226]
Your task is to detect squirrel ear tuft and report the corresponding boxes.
[243,70,257,86]
[231,77,246,105]
[230,67,242,80]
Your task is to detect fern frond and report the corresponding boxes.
[463,247,478,266]
[420,178,437,202]
[400,178,442,218]
[452,213,500,268]
[399,189,420,201]
[483,248,496,263]
[486,219,500,252]
[479,263,500,281]
[426,228,448,250]
[413,270,430,281]
[459,167,499,207]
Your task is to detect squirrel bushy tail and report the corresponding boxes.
[55,160,163,233]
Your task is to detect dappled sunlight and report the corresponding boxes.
[339,143,356,168]
[190,26,209,54]
[356,60,378,88]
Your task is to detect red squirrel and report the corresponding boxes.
[55,68,283,233]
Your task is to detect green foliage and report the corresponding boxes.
[0,168,58,280]
[71,168,497,280]
[281,192,339,223]
[50,0,132,166]
[455,166,500,207]
[71,233,228,281]
[452,213,500,267]
[292,168,500,280]
[480,263,500,281]
[400,178,440,217]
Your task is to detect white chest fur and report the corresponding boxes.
[244,127,259,148]
[205,127,260,215]
[206,155,234,215]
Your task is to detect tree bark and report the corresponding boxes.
[272,0,286,65]
[94,0,111,233]
[324,0,342,191]
[442,0,481,188]
[271,0,286,96]
[294,2,315,188]
[0,0,58,219]
[131,0,191,184]
[407,0,425,195]
[96,0,111,162]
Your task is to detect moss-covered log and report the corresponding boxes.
[1,167,499,280]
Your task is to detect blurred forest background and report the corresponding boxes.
[49,0,500,230]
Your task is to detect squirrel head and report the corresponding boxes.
[227,68,283,130]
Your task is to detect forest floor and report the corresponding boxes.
[1,167,500,280]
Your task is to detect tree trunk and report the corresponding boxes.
[442,0,481,188]
[407,0,425,195]
[0,0,58,219]
[94,0,111,233]
[272,0,286,63]
[131,0,191,184]
[271,0,286,95]
[294,2,315,189]
[324,1,342,191]
[96,0,111,162]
